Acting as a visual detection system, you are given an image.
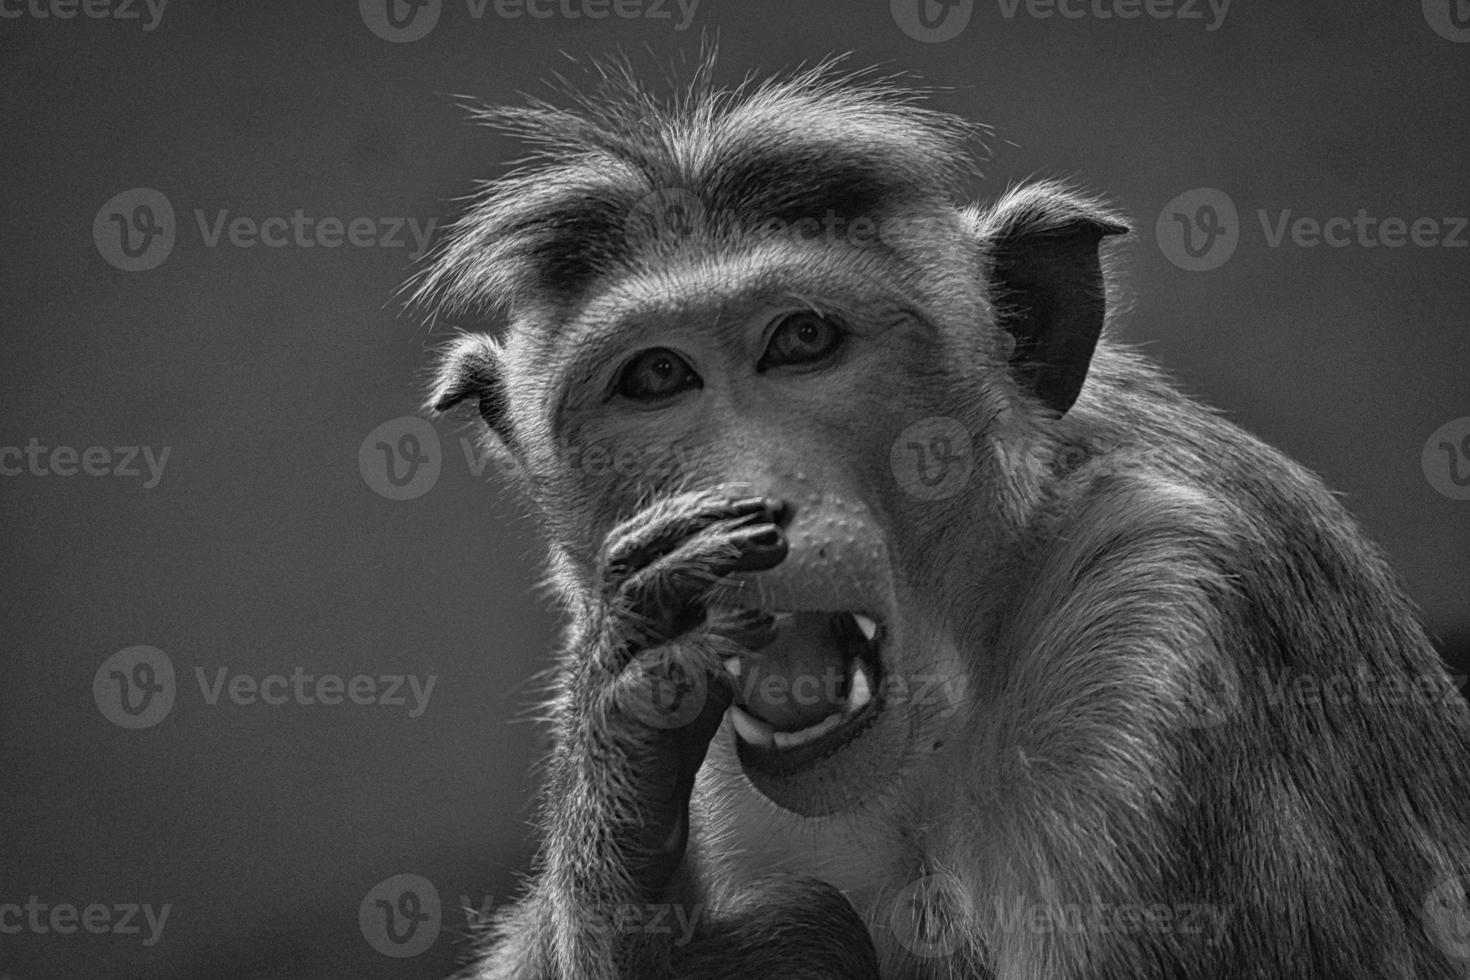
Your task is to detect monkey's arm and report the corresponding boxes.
[468,490,879,980]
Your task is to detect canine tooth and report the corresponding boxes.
[722,656,742,678]
[846,661,873,712]
[731,707,774,747]
[852,614,879,643]
[771,712,843,749]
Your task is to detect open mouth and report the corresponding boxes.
[723,609,884,774]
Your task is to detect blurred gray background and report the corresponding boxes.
[0,1,1466,978]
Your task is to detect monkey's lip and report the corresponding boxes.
[724,610,884,773]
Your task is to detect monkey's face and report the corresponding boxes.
[431,172,1127,816]
[498,235,999,816]
[424,89,1124,818]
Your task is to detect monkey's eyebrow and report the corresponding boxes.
[554,323,641,395]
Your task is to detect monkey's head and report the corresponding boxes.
[423,64,1125,818]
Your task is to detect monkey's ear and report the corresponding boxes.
[974,184,1128,416]
[426,333,512,442]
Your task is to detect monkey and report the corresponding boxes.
[417,58,1470,980]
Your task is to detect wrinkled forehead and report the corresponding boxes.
[412,81,979,329]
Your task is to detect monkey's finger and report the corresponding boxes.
[616,526,785,641]
[603,494,785,584]
[608,493,769,563]
[616,656,734,900]
[611,647,734,746]
[606,523,787,666]
[713,522,790,574]
[612,584,708,658]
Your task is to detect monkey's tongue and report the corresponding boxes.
[731,612,869,733]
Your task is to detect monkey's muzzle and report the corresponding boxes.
[724,610,882,768]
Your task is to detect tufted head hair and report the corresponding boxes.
[408,54,990,327]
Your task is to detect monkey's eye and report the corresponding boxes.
[758,311,845,370]
[614,347,702,403]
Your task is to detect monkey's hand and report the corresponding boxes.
[563,491,789,900]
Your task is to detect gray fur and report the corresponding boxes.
[424,58,1470,980]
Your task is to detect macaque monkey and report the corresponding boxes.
[421,60,1470,979]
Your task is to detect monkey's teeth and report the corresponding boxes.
[731,706,774,748]
[846,661,874,713]
[852,614,879,643]
[722,656,742,678]
[771,711,844,749]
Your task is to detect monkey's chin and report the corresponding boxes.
[727,612,907,817]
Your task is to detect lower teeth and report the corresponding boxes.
[731,660,876,749]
